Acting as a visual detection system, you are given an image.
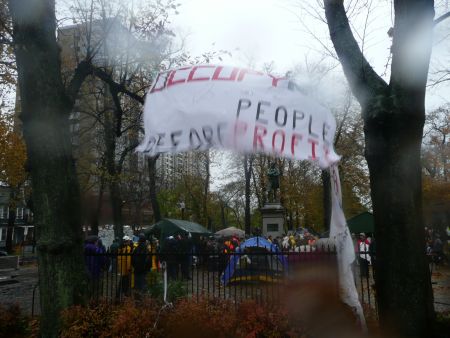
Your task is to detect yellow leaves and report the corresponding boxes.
[0,115,27,187]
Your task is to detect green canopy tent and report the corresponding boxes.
[144,218,211,247]
[347,212,375,234]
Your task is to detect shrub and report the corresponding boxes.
[236,300,299,338]
[61,298,163,338]
[60,301,114,338]
[110,299,162,338]
[0,303,30,338]
[162,297,238,338]
[60,297,310,338]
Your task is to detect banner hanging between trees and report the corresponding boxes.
[137,64,365,325]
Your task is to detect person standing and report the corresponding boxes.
[358,233,371,277]
[117,236,133,298]
[432,234,445,265]
[161,236,178,280]
[84,237,103,281]
[180,233,192,280]
[132,234,151,294]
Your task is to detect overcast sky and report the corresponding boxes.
[172,0,448,110]
[169,0,449,187]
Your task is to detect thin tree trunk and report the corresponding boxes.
[203,152,210,226]
[251,167,263,209]
[109,181,123,239]
[90,176,105,236]
[147,156,161,222]
[244,155,253,235]
[321,169,331,231]
[6,207,16,253]
[5,188,17,253]
[104,105,123,239]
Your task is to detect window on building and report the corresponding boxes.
[16,208,24,219]
[0,206,3,219]
[0,228,6,241]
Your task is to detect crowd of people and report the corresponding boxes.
[84,233,157,298]
[83,226,447,298]
[268,233,319,252]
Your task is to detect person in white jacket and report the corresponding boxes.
[358,233,371,277]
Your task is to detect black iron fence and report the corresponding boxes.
[84,246,376,310]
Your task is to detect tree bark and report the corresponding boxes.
[90,176,104,236]
[321,169,331,231]
[104,98,124,239]
[243,155,253,235]
[147,156,161,222]
[203,152,210,227]
[365,105,434,336]
[8,1,88,336]
[324,1,435,336]
[5,188,17,253]
[6,206,16,253]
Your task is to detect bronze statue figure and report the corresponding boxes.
[267,162,280,202]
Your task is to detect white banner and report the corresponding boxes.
[330,164,367,330]
[137,65,364,326]
[137,65,340,168]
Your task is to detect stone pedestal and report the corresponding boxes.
[260,202,285,238]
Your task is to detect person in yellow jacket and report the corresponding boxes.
[117,236,133,298]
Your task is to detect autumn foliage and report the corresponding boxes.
[58,298,306,338]
[0,114,27,187]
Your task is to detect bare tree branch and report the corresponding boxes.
[92,65,145,104]
[324,0,388,106]
[434,11,450,26]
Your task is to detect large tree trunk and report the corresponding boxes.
[8,1,88,336]
[324,1,435,336]
[365,106,434,336]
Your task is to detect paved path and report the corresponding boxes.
[431,265,450,312]
[0,265,40,315]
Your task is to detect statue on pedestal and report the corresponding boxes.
[267,162,280,202]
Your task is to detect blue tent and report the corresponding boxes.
[221,236,288,285]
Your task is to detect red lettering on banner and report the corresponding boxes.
[268,75,286,87]
[237,69,264,82]
[291,133,303,156]
[272,130,285,154]
[150,71,169,93]
[187,65,215,82]
[233,120,248,147]
[212,66,239,81]
[167,67,191,87]
[253,124,267,150]
[308,138,319,160]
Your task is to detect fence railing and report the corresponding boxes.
[84,246,376,310]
